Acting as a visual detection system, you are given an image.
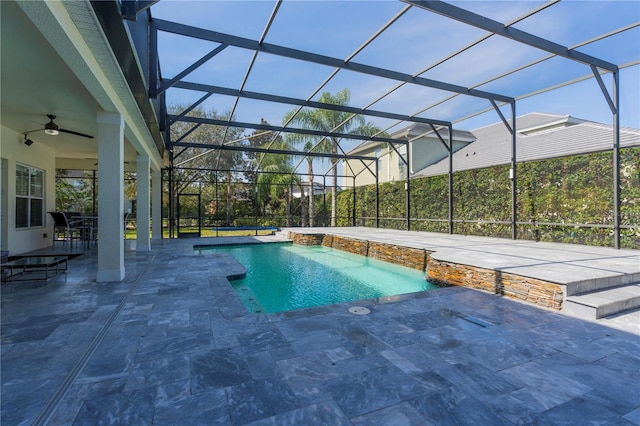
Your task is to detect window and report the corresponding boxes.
[16,164,44,228]
[398,145,407,180]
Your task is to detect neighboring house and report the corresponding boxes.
[344,113,640,185]
[343,125,475,186]
[414,112,640,178]
[292,181,328,199]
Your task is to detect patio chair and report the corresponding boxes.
[64,211,82,222]
[65,211,96,244]
[48,212,91,247]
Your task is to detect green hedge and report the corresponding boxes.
[337,147,640,249]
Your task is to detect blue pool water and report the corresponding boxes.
[200,243,437,313]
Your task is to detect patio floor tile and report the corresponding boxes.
[2,233,639,425]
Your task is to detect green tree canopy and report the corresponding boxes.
[283,88,383,226]
[168,104,245,224]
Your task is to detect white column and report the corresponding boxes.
[152,170,162,240]
[97,111,125,282]
[136,155,151,251]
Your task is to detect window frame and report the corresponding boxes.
[397,145,407,180]
[16,163,45,229]
[375,148,382,173]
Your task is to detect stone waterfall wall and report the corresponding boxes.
[367,242,429,272]
[287,231,564,310]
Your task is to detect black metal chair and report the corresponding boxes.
[48,212,90,247]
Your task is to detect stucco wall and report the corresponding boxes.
[344,137,472,187]
[1,125,56,255]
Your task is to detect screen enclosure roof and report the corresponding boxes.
[149,0,639,176]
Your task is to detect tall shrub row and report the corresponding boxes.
[337,147,640,249]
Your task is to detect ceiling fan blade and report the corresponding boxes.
[59,128,94,139]
[93,161,129,166]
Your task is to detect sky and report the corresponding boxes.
[150,0,640,176]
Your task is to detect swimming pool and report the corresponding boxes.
[200,243,437,313]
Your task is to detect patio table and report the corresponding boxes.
[1,256,68,282]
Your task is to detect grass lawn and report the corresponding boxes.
[124,227,277,239]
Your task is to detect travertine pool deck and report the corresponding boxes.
[2,230,639,425]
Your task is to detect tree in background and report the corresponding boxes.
[284,89,383,227]
[55,170,94,214]
[255,138,300,226]
[168,104,244,225]
[245,119,307,225]
[241,118,280,187]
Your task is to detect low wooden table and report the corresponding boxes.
[1,256,68,282]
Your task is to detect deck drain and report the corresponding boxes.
[349,306,371,315]
[460,315,494,328]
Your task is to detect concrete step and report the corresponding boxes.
[565,273,640,296]
[564,283,640,320]
[597,307,640,335]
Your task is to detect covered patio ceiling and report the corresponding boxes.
[0,1,162,172]
[150,0,639,174]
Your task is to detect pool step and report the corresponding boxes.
[564,282,640,320]
[564,272,640,296]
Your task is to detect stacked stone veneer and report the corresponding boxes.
[288,231,428,271]
[367,242,428,271]
[288,232,325,246]
[287,231,565,310]
[427,258,563,310]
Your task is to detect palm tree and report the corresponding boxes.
[304,141,315,226]
[284,89,381,226]
[298,166,308,227]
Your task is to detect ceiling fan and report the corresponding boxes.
[92,160,130,166]
[24,115,94,145]
[42,114,94,138]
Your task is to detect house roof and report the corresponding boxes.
[390,124,476,143]
[473,112,574,134]
[413,112,640,178]
[347,125,475,156]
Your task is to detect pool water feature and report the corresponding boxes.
[201,243,438,313]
